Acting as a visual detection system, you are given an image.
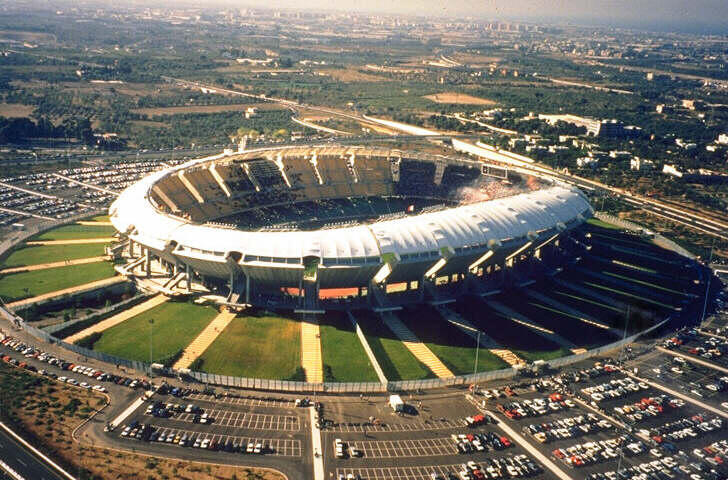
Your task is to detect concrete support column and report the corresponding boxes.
[245,275,251,304]
[144,248,151,277]
[186,264,192,292]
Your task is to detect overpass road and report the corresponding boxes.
[0,424,71,480]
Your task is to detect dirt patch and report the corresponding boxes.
[132,103,285,116]
[424,92,496,105]
[0,103,35,117]
[0,30,55,43]
[317,67,392,82]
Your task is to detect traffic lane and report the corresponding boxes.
[0,426,68,480]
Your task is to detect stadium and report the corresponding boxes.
[109,144,593,311]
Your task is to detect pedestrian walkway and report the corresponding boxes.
[0,256,107,275]
[381,312,454,378]
[77,221,113,226]
[301,317,323,383]
[7,276,126,310]
[64,294,169,343]
[173,309,237,369]
[26,238,114,246]
[436,306,525,367]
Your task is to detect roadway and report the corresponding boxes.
[0,424,71,480]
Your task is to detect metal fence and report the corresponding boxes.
[3,307,669,393]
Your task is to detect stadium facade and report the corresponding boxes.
[110,145,593,311]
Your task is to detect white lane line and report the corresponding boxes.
[309,407,324,480]
[110,396,147,429]
[480,409,571,480]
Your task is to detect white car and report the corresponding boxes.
[92,385,107,392]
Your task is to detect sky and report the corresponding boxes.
[227,0,728,34]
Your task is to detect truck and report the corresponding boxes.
[389,394,405,412]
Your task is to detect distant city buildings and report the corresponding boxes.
[538,114,642,138]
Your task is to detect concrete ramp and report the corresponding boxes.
[525,290,622,337]
[484,300,578,351]
[64,294,169,343]
[173,309,237,369]
[0,256,106,274]
[381,312,454,378]
[301,317,323,383]
[7,276,126,310]
[26,238,114,245]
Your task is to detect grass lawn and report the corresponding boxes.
[319,312,379,382]
[1,243,106,268]
[0,262,116,302]
[399,306,509,375]
[587,218,622,230]
[356,311,435,381]
[90,214,110,222]
[197,314,301,380]
[34,224,115,240]
[92,301,217,363]
[514,348,572,363]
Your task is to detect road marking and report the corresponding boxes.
[310,407,324,480]
[110,396,147,429]
[657,346,728,374]
[621,369,728,419]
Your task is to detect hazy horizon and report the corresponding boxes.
[204,0,728,34]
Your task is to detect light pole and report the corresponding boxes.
[473,330,481,377]
[700,236,717,329]
[149,318,154,377]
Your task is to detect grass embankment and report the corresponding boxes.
[197,313,301,380]
[0,262,116,302]
[1,243,106,268]
[318,312,379,382]
[34,224,115,240]
[356,312,435,381]
[399,306,509,375]
[92,301,217,364]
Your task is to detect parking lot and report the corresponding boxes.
[167,408,301,431]
[336,455,542,480]
[324,393,552,480]
[347,437,458,458]
[187,392,296,409]
[495,358,728,479]
[329,418,465,433]
[120,424,303,456]
[632,343,728,412]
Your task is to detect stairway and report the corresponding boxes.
[173,309,237,370]
[301,318,323,383]
[381,312,454,378]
